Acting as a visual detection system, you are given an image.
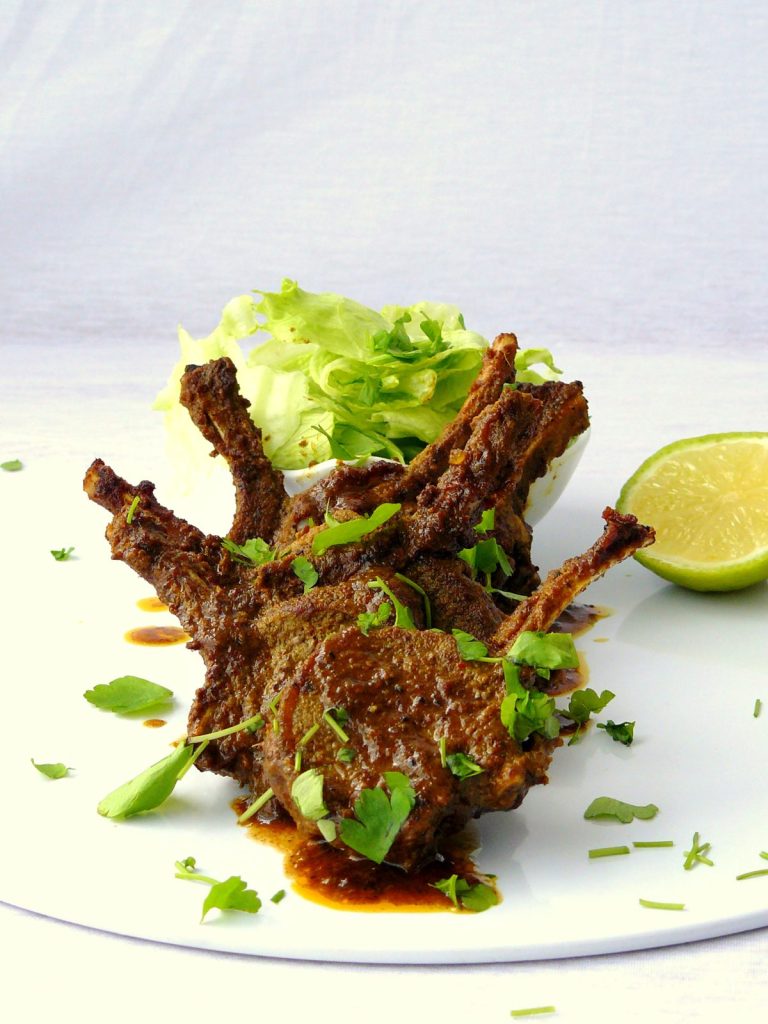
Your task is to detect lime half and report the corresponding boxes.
[616,432,768,592]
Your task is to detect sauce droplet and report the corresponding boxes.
[124,626,189,646]
[143,718,167,729]
[137,595,168,613]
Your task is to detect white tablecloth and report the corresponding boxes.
[2,3,767,1020]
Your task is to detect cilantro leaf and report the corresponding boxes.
[445,752,484,780]
[433,874,499,912]
[291,555,319,592]
[357,600,392,636]
[97,743,195,818]
[475,508,495,533]
[500,661,560,743]
[50,546,75,561]
[202,876,262,921]
[560,688,615,725]
[597,719,635,746]
[84,675,174,715]
[367,577,415,629]
[451,628,489,661]
[222,536,275,566]
[1,459,23,472]
[458,537,512,583]
[583,796,659,823]
[394,572,432,627]
[507,631,579,676]
[311,503,401,556]
[31,758,71,779]
[291,768,329,821]
[338,771,416,864]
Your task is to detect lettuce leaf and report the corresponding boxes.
[156,279,564,478]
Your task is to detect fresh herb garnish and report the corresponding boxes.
[633,841,674,848]
[445,752,484,780]
[639,898,685,911]
[336,746,357,763]
[50,546,75,561]
[583,796,659,823]
[507,631,579,679]
[291,555,319,592]
[311,503,401,556]
[291,768,329,821]
[188,713,265,743]
[126,495,140,524]
[357,600,392,635]
[270,889,287,904]
[175,857,262,921]
[597,719,635,745]
[736,868,768,881]
[588,846,630,858]
[238,786,275,823]
[475,508,495,533]
[1,459,23,472]
[433,873,498,912]
[31,758,71,779]
[509,1007,557,1018]
[323,708,350,742]
[458,537,513,589]
[97,743,198,818]
[394,572,432,627]
[561,689,615,725]
[683,831,713,869]
[754,698,762,719]
[451,628,490,661]
[367,577,415,629]
[338,771,416,864]
[501,662,560,743]
[84,675,173,715]
[222,536,275,566]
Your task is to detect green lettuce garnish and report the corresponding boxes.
[155,280,563,477]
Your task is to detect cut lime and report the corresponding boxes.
[616,432,768,592]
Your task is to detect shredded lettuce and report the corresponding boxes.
[155,279,563,478]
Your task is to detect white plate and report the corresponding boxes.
[1,458,767,964]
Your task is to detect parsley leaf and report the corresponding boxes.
[367,577,415,629]
[1,459,23,472]
[451,628,490,661]
[175,857,262,921]
[31,758,71,779]
[338,771,416,864]
[291,555,319,592]
[357,600,392,636]
[50,546,75,561]
[291,768,329,821]
[222,536,275,566]
[597,719,635,745]
[583,796,659,823]
[97,743,196,818]
[84,675,174,715]
[433,874,499,912]
[445,752,484,780]
[311,503,401,556]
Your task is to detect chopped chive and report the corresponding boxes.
[588,846,630,859]
[760,852,768,861]
[238,787,274,823]
[639,898,685,910]
[736,869,768,881]
[633,841,674,848]
[683,831,713,870]
[754,699,762,718]
[126,495,140,524]
[298,722,320,747]
[510,1008,556,1018]
[294,749,303,773]
[187,713,264,743]
[323,709,350,742]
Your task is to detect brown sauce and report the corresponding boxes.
[124,625,190,646]
[554,602,609,637]
[137,595,168,612]
[143,718,167,729]
[234,800,495,913]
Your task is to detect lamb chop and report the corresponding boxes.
[84,341,652,870]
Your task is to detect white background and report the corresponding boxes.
[1,2,767,1021]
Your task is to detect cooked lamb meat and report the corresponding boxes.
[84,343,651,870]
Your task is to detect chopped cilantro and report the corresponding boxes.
[357,600,392,635]
[31,758,71,779]
[291,555,319,592]
[597,719,635,745]
[445,752,484,780]
[561,689,614,725]
[338,771,416,864]
[754,698,762,719]
[367,577,415,629]
[1,459,23,472]
[311,503,401,556]
[270,889,287,904]
[588,846,630,858]
[238,786,275,823]
[433,873,499,912]
[633,841,674,848]
[222,536,275,566]
[683,831,713,870]
[736,868,768,881]
[84,675,173,715]
[188,713,264,742]
[475,508,496,533]
[451,628,490,661]
[394,572,432,627]
[501,662,560,743]
[583,796,659,823]
[507,631,579,679]
[639,898,685,911]
[291,768,329,821]
[323,708,350,742]
[509,1007,556,1018]
[50,546,75,561]
[97,743,197,818]
[337,746,356,763]
[126,495,140,524]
